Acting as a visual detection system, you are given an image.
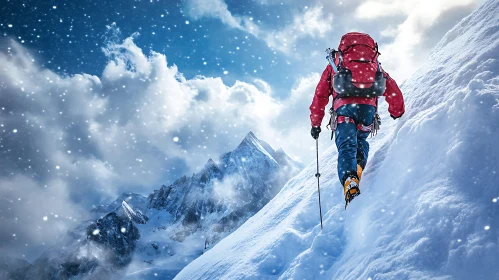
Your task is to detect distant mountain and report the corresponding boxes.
[10,132,301,280]
[125,131,301,279]
[147,131,300,242]
[91,192,149,216]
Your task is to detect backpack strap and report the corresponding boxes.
[325,65,336,140]
[338,51,344,68]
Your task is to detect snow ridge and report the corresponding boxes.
[122,201,148,224]
[175,1,499,279]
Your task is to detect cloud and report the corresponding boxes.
[0,31,321,258]
[184,0,481,84]
[185,0,260,37]
[354,0,479,81]
[0,176,87,260]
[211,174,242,206]
[185,0,332,54]
[186,0,240,28]
[264,6,334,54]
[270,72,327,162]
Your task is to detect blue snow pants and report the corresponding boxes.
[334,104,376,185]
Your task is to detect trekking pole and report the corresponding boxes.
[315,138,324,230]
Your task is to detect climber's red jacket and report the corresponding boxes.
[309,64,405,127]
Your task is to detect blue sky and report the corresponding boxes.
[0,0,483,259]
[3,0,481,96]
[2,0,304,96]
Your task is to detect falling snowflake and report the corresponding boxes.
[92,229,100,235]
[43,216,48,221]
[173,137,179,142]
[13,129,17,133]
[121,227,126,233]
[484,225,490,231]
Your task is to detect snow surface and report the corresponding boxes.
[175,1,499,279]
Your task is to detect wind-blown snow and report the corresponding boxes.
[175,1,499,279]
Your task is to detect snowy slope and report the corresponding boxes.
[175,1,499,279]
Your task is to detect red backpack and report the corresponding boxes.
[326,32,386,98]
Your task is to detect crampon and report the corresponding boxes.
[344,177,361,209]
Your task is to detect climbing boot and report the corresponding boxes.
[344,176,361,209]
